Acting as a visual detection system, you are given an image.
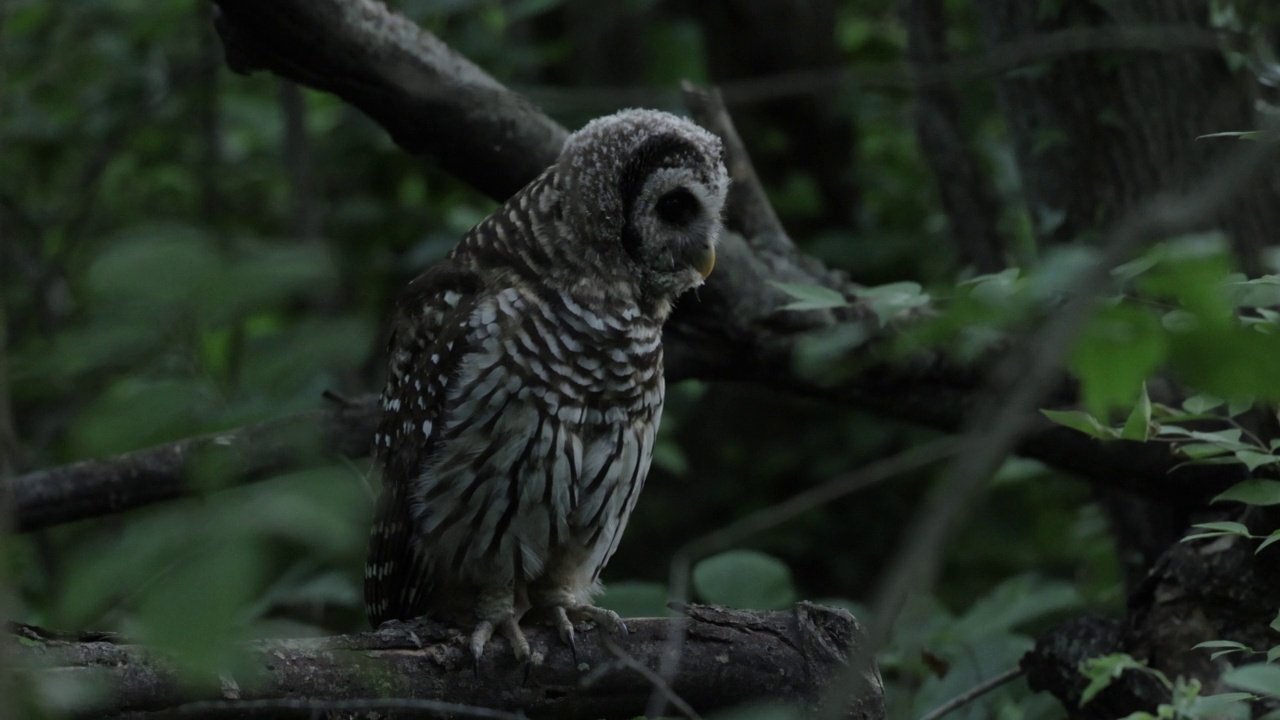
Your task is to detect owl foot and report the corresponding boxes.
[549,603,628,660]
[469,613,531,669]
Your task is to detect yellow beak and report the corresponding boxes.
[697,246,716,279]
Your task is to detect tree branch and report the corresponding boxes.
[212,0,566,202]
[9,397,377,532]
[10,604,884,720]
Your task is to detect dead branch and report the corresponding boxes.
[10,604,884,720]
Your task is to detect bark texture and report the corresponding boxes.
[973,0,1280,271]
[12,604,884,719]
[1023,509,1280,718]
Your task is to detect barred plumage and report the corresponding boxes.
[365,109,728,664]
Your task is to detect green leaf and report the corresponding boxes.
[1080,653,1149,706]
[1137,232,1233,317]
[1158,426,1250,450]
[1257,531,1280,554]
[693,550,797,610]
[1070,305,1167,418]
[1214,480,1280,506]
[1271,610,1280,635]
[1185,692,1255,720]
[1227,276,1280,309]
[950,575,1081,638]
[769,282,850,311]
[1121,384,1152,440]
[651,440,689,476]
[1191,521,1252,535]
[1177,443,1234,460]
[1182,521,1252,543]
[1182,395,1225,414]
[1193,640,1252,661]
[1112,248,1165,281]
[87,224,223,320]
[1193,640,1251,650]
[960,269,1021,305]
[855,281,930,326]
[1269,646,1280,664]
[1197,130,1278,141]
[135,533,262,680]
[1041,409,1119,440]
[1228,398,1254,417]
[1233,452,1280,472]
[1225,664,1280,697]
[1169,324,1280,401]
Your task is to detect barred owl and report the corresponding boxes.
[365,109,728,665]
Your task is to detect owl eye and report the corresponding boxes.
[654,188,701,227]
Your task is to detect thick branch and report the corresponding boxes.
[10,398,377,532]
[213,0,566,201]
[11,604,884,720]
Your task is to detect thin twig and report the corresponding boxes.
[600,634,703,720]
[917,667,1025,720]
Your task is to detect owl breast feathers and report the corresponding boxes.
[364,109,729,663]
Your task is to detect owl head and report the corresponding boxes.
[555,109,729,307]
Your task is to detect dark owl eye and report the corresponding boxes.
[654,189,701,227]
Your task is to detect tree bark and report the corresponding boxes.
[973,0,1280,272]
[11,604,884,720]
[1023,508,1280,718]
[901,0,1007,272]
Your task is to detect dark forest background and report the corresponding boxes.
[4,1,1280,718]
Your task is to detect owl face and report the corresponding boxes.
[556,109,729,304]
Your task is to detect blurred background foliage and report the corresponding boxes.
[12,0,1257,717]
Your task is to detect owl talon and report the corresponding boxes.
[555,609,580,665]
[470,620,496,670]
[579,605,626,637]
[552,607,576,644]
[501,617,531,664]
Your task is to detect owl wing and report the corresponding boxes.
[365,260,482,627]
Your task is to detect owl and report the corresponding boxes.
[365,109,729,666]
